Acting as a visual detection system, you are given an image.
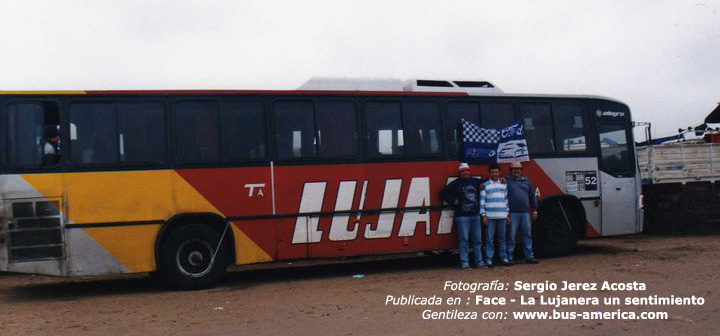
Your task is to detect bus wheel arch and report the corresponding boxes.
[533,195,585,258]
[155,213,235,289]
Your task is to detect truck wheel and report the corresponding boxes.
[533,199,579,258]
[159,224,229,290]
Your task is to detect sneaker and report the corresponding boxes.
[485,262,494,268]
[460,264,471,270]
[474,262,486,269]
[508,259,515,266]
[499,259,512,266]
[525,258,539,264]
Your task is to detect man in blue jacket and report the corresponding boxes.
[440,163,485,269]
[505,162,539,264]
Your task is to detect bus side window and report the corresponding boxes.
[6,101,60,168]
[480,103,515,129]
[553,104,586,153]
[69,101,166,165]
[69,102,117,164]
[175,101,220,162]
[274,101,315,159]
[445,101,480,158]
[402,101,443,157]
[519,103,555,154]
[315,100,358,158]
[117,102,166,163]
[220,102,266,160]
[365,101,403,157]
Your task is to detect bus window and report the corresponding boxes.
[480,103,515,129]
[446,101,480,157]
[117,102,166,163]
[598,123,631,174]
[274,101,315,159]
[70,102,117,164]
[365,101,403,157]
[6,101,60,168]
[70,101,166,165]
[315,100,358,158]
[520,103,555,154]
[553,104,586,153]
[220,102,266,160]
[402,101,444,156]
[175,101,220,162]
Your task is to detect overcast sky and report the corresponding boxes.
[1,0,718,138]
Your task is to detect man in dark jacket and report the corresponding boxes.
[440,163,485,269]
[505,161,539,264]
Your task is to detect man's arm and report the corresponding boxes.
[440,181,456,205]
[480,187,488,225]
[504,184,510,215]
[528,180,537,207]
[528,180,538,220]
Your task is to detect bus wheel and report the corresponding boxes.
[533,199,580,258]
[159,224,229,290]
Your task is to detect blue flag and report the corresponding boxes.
[462,119,529,163]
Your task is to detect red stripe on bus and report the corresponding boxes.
[176,159,568,261]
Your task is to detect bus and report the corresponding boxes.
[0,78,643,289]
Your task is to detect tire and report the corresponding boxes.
[533,199,580,258]
[158,224,230,290]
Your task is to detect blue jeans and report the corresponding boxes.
[455,215,483,267]
[507,212,534,259]
[484,218,507,264]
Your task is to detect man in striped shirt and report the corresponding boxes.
[480,163,510,267]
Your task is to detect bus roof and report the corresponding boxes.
[0,89,628,105]
[0,76,628,107]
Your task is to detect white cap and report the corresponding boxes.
[458,162,471,172]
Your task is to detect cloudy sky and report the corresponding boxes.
[1,0,718,138]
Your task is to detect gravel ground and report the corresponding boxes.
[1,234,718,336]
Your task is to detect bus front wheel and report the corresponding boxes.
[533,199,580,258]
[159,224,230,290]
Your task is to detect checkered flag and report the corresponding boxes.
[462,119,529,163]
[462,119,499,144]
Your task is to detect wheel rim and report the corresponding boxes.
[175,239,214,278]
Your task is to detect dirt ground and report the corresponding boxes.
[1,233,719,336]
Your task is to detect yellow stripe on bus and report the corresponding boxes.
[0,91,87,94]
[22,170,271,272]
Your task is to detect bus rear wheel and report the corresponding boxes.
[533,199,580,258]
[159,224,229,290]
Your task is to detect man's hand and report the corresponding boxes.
[482,216,488,226]
[532,211,538,221]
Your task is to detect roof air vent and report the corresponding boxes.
[416,80,454,87]
[453,81,495,88]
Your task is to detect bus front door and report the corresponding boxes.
[597,122,639,235]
